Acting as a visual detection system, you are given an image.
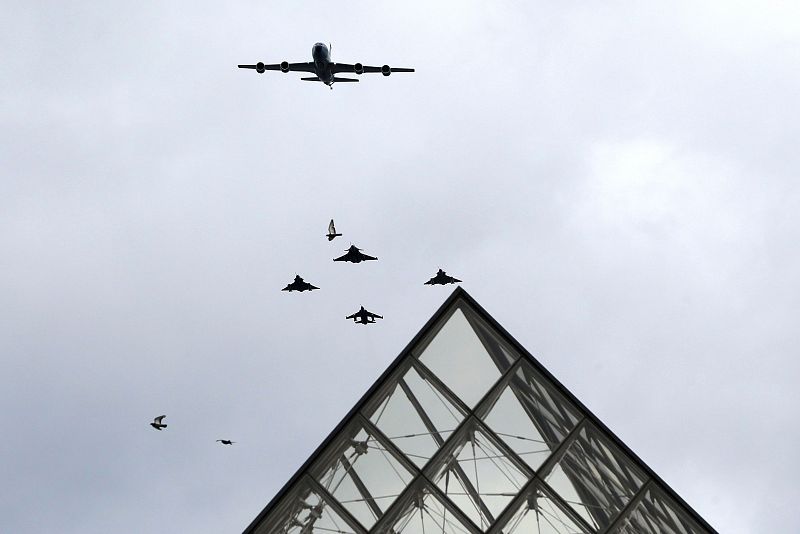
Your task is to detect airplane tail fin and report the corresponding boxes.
[301,77,322,82]
[332,77,359,83]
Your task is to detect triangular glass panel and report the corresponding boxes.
[415,306,518,408]
[542,424,645,531]
[363,361,467,468]
[244,290,717,534]
[493,483,591,534]
[478,360,580,471]
[610,486,712,534]
[424,418,531,531]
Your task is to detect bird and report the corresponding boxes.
[326,219,342,241]
[150,415,167,430]
[216,439,235,445]
[424,269,462,286]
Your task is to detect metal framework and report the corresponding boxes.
[244,287,718,534]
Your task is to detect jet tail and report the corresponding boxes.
[301,77,322,82]
[332,77,359,83]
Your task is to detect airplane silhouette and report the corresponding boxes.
[238,42,414,90]
[326,219,342,241]
[424,269,462,286]
[334,245,377,264]
[346,306,383,325]
[150,415,167,430]
[216,439,235,445]
[282,275,319,292]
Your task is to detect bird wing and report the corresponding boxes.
[154,415,166,424]
[328,219,336,234]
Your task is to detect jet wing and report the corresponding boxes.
[345,312,358,320]
[332,63,415,74]
[238,62,316,73]
[360,252,378,261]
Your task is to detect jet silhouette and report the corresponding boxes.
[346,306,383,325]
[216,439,235,445]
[425,269,462,286]
[333,245,377,263]
[282,275,320,292]
[326,219,342,241]
[150,415,167,430]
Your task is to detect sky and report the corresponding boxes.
[1,1,798,532]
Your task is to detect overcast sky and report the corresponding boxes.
[1,1,798,532]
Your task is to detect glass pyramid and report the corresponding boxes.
[244,288,717,534]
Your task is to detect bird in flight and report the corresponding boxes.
[150,415,167,430]
[238,42,414,90]
[326,219,342,241]
[346,306,383,325]
[216,439,235,445]
[425,269,462,286]
[334,244,377,264]
[282,275,320,292]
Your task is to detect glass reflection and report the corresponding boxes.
[544,425,644,531]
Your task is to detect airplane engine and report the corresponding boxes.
[354,63,364,75]
[381,64,391,76]
[256,62,265,74]
[280,61,290,73]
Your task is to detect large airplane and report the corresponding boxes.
[238,42,414,89]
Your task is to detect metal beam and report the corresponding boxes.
[338,453,383,520]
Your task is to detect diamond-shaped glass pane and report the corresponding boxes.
[481,361,580,471]
[253,477,363,534]
[611,487,711,534]
[365,363,466,467]
[310,420,415,529]
[417,307,517,408]
[495,484,590,534]
[426,419,530,531]
[544,425,645,531]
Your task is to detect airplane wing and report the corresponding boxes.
[333,253,348,262]
[361,253,378,261]
[332,63,414,74]
[238,62,316,73]
[328,220,336,234]
[345,312,357,320]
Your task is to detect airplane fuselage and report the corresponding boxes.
[312,43,335,85]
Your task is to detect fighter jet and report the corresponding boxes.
[150,415,167,430]
[334,245,377,264]
[326,219,342,241]
[346,306,383,325]
[216,439,235,445]
[282,275,319,292]
[238,42,414,90]
[425,269,462,286]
